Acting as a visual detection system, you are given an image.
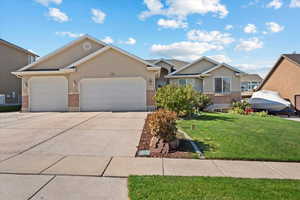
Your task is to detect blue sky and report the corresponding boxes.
[1,0,300,76]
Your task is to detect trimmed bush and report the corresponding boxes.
[154,85,211,117]
[148,109,178,142]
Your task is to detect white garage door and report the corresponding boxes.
[80,78,146,111]
[29,76,68,112]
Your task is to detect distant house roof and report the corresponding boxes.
[257,54,300,90]
[146,59,189,70]
[240,74,263,82]
[0,39,39,57]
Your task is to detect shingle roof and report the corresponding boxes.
[146,59,189,70]
[283,54,300,65]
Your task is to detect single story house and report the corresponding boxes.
[240,74,263,98]
[257,54,300,111]
[146,59,189,88]
[12,35,160,112]
[165,56,245,110]
[0,39,39,104]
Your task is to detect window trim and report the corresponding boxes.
[214,76,232,94]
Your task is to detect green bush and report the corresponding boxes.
[251,111,269,117]
[148,109,178,142]
[232,101,251,110]
[154,85,211,117]
[229,107,245,115]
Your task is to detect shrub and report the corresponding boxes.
[232,101,251,111]
[229,107,245,115]
[154,85,211,117]
[148,109,178,142]
[251,111,269,117]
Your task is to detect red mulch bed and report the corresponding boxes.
[136,114,198,159]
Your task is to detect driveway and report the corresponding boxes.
[0,112,146,159]
[0,111,146,200]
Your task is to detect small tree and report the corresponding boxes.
[154,85,211,117]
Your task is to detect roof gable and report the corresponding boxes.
[257,54,300,90]
[170,56,219,75]
[17,35,107,72]
[0,39,38,57]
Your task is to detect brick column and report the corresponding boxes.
[68,93,79,112]
[21,96,29,112]
[147,90,156,110]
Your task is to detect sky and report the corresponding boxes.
[1,0,300,77]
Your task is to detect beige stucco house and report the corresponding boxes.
[0,39,38,104]
[13,35,160,112]
[166,56,244,110]
[257,54,300,111]
[146,59,189,88]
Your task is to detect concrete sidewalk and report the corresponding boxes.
[0,155,299,180]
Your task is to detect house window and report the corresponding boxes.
[178,79,194,86]
[215,77,231,93]
[241,81,261,92]
[179,79,187,86]
[28,55,36,64]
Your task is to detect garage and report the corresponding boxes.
[29,76,68,112]
[80,77,146,111]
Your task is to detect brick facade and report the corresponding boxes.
[147,90,156,107]
[68,93,79,111]
[206,92,241,105]
[21,95,28,112]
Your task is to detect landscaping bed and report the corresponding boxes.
[136,114,199,159]
[128,176,300,200]
[178,112,300,162]
[0,105,21,112]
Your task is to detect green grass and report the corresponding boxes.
[177,112,300,161]
[0,105,21,112]
[128,176,300,200]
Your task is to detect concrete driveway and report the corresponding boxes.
[0,111,146,200]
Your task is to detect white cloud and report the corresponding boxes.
[244,24,257,34]
[266,22,284,32]
[120,38,137,45]
[48,8,69,23]
[91,8,106,24]
[35,0,62,6]
[267,0,283,9]
[140,0,228,20]
[235,37,263,51]
[101,36,114,44]
[236,63,272,77]
[55,31,83,38]
[150,41,223,61]
[187,29,235,45]
[225,25,233,30]
[208,55,232,63]
[157,18,187,29]
[290,0,300,7]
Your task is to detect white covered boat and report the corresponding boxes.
[249,90,291,112]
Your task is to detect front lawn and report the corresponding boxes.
[177,112,300,161]
[128,176,300,200]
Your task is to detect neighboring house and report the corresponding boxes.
[257,54,300,112]
[240,74,263,98]
[0,39,38,104]
[146,59,189,88]
[166,56,244,110]
[12,35,160,112]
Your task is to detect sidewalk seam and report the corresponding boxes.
[262,162,285,178]
[100,156,113,177]
[27,175,56,200]
[211,160,226,176]
[39,156,67,174]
